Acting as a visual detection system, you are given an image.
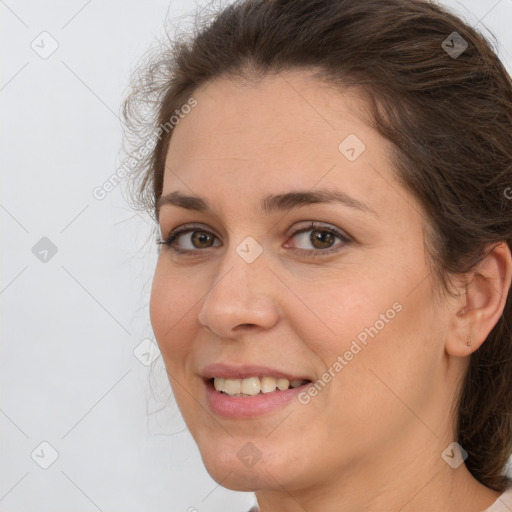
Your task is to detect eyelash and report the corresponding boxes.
[156,222,352,258]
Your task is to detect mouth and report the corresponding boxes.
[200,363,314,418]
[208,376,312,397]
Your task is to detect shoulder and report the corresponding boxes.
[484,487,512,511]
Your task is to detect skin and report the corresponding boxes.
[149,70,512,512]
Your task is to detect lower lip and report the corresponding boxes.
[204,379,311,418]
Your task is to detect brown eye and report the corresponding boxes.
[158,225,221,255]
[158,222,351,258]
[309,230,336,250]
[190,231,215,249]
[285,222,350,256]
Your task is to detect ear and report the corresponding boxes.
[446,242,512,357]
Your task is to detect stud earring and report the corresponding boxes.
[467,336,471,347]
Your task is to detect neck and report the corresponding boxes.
[254,429,500,512]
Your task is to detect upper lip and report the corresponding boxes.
[201,363,312,381]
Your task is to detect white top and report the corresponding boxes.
[247,488,512,512]
[484,487,512,511]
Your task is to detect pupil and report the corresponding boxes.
[192,232,211,248]
[312,230,333,249]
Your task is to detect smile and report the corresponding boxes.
[212,376,310,397]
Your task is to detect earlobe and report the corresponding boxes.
[446,242,512,357]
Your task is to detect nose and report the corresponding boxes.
[197,244,280,338]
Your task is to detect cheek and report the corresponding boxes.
[295,266,434,378]
[149,264,204,425]
[300,240,436,364]
[303,275,439,442]
[292,276,397,358]
[149,263,196,365]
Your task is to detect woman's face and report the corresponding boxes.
[150,71,458,493]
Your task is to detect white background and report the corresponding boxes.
[1,1,512,511]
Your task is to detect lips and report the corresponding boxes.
[201,363,312,382]
[200,363,314,418]
[212,376,309,396]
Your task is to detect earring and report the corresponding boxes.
[467,336,472,347]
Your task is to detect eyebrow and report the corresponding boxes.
[156,189,377,217]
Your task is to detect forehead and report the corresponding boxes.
[168,71,372,161]
[162,71,406,219]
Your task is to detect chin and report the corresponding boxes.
[197,438,298,492]
[205,466,267,492]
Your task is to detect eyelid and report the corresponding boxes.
[157,222,221,254]
[282,221,351,255]
[157,220,353,259]
[285,220,351,240]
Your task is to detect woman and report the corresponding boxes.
[123,0,512,510]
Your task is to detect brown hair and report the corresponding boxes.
[122,0,512,491]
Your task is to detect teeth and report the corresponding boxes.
[213,377,225,392]
[241,377,260,396]
[224,378,241,395]
[276,378,289,391]
[213,376,308,396]
[260,376,277,393]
